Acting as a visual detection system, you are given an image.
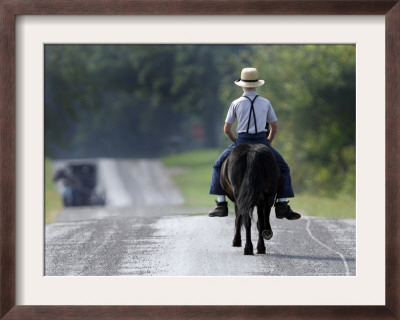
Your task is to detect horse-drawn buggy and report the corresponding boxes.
[53,161,105,207]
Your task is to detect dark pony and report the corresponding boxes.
[221,143,280,255]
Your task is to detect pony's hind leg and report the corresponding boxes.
[256,206,266,254]
[243,214,254,255]
[232,203,242,247]
[262,198,274,241]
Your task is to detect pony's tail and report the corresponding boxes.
[236,150,266,225]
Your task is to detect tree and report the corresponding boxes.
[45,44,356,197]
[250,45,356,195]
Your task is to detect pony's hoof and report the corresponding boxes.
[244,245,254,255]
[257,240,266,254]
[262,229,273,240]
[232,237,242,247]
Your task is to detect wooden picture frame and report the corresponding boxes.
[1,1,399,319]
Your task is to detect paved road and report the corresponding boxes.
[45,159,356,276]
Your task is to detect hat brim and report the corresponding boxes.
[234,79,265,88]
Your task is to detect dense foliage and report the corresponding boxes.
[45,44,355,196]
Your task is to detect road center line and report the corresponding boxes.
[304,216,350,276]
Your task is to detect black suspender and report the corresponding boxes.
[244,95,259,134]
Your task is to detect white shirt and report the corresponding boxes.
[225,91,278,134]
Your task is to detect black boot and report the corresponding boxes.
[208,201,228,217]
[275,201,301,220]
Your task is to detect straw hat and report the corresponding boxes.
[234,67,265,88]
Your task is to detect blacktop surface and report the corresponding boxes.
[46,159,356,277]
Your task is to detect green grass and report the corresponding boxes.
[163,149,356,219]
[45,158,63,223]
[289,193,355,219]
[163,149,219,208]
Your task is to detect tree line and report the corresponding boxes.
[45,44,355,196]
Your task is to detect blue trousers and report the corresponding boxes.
[209,132,295,198]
